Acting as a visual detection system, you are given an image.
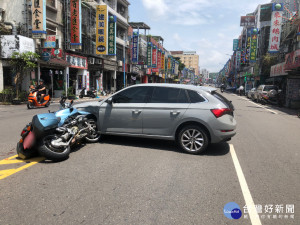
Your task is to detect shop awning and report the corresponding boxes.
[38,58,71,68]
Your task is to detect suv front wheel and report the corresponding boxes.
[177,125,209,154]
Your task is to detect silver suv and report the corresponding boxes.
[76,84,237,154]
[254,85,278,102]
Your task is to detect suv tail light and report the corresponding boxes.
[211,108,232,118]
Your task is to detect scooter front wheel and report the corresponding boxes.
[79,95,83,98]
[45,101,50,107]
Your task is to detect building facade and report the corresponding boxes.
[170,51,199,76]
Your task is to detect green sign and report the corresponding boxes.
[108,16,116,55]
[147,42,152,67]
[250,32,257,62]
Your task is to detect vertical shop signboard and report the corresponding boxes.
[31,0,46,39]
[96,5,107,55]
[161,52,165,71]
[250,29,258,62]
[157,49,162,69]
[152,46,157,68]
[269,3,283,53]
[147,42,152,67]
[70,0,82,48]
[233,39,239,51]
[132,32,139,63]
[108,16,116,55]
[171,59,175,74]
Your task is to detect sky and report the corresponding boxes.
[129,0,272,73]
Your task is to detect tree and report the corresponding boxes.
[261,53,278,77]
[173,57,186,72]
[9,51,40,100]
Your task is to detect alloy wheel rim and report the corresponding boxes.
[181,129,204,152]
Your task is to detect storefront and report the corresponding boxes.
[65,53,88,96]
[39,57,70,98]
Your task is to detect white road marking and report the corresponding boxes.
[235,95,278,115]
[230,144,262,225]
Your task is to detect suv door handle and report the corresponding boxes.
[132,110,142,114]
[170,110,180,115]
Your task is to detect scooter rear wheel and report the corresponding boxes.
[38,135,70,162]
[27,102,34,109]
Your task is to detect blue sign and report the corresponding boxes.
[41,52,50,62]
[132,32,139,63]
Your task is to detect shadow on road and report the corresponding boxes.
[100,135,230,156]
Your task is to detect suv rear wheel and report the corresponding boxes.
[177,125,209,154]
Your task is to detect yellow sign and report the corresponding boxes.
[161,53,165,70]
[96,5,107,55]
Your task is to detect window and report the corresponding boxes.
[187,90,206,103]
[47,0,56,8]
[150,87,189,103]
[113,87,153,103]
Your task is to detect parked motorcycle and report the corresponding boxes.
[27,89,51,109]
[17,97,100,161]
[79,88,96,98]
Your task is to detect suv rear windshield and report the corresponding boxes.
[212,91,234,111]
[264,86,278,91]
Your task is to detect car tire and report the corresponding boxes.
[177,125,209,154]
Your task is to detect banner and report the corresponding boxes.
[269,3,283,53]
[233,39,239,51]
[147,42,152,68]
[168,57,171,70]
[108,16,116,55]
[152,46,157,68]
[70,0,82,47]
[96,5,107,55]
[270,62,288,77]
[250,29,258,62]
[132,32,139,63]
[161,52,165,71]
[31,0,46,39]
[157,49,162,69]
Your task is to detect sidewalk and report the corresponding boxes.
[0,95,111,105]
[51,95,110,103]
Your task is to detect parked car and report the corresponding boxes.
[247,88,257,100]
[75,84,236,154]
[255,85,278,103]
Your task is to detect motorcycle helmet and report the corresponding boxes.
[39,79,44,83]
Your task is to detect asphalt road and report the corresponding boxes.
[0,93,299,225]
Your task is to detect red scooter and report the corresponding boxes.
[27,89,51,109]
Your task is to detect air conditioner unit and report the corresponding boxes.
[118,60,123,67]
[88,58,95,64]
[95,58,101,64]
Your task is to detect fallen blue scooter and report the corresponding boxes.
[17,97,101,162]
